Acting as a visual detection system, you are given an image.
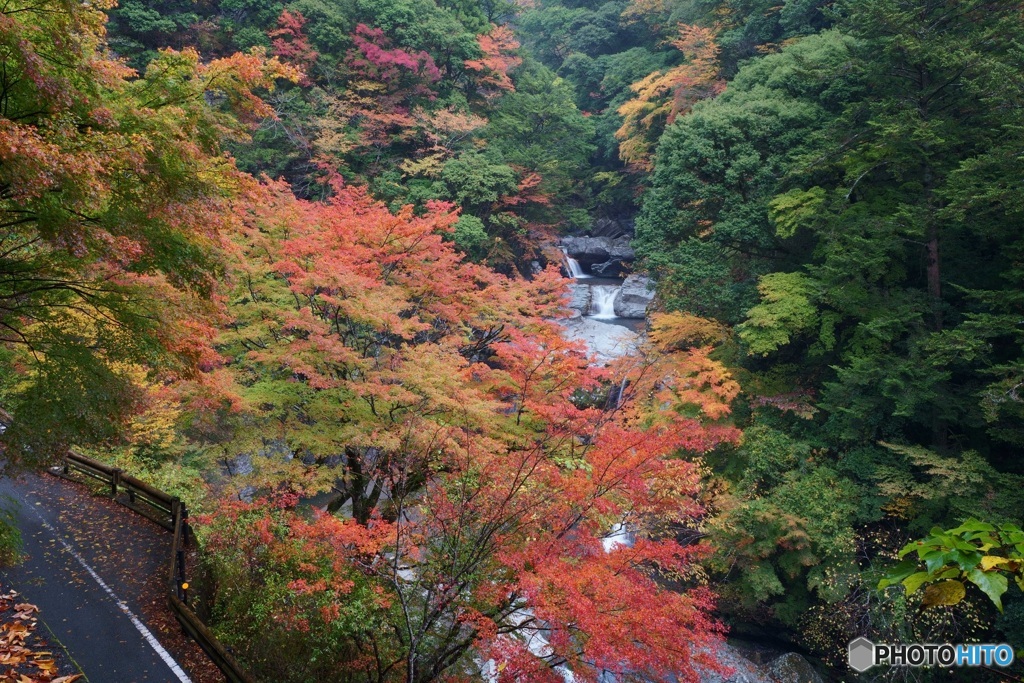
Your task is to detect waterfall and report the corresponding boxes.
[601,522,635,553]
[589,285,618,319]
[560,247,591,279]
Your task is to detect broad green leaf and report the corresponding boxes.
[950,536,978,553]
[923,550,949,574]
[878,558,919,589]
[951,550,983,571]
[949,519,995,534]
[898,541,920,559]
[966,568,1008,611]
[975,534,998,552]
[903,572,932,595]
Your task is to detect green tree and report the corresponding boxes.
[437,150,518,213]
[675,0,834,74]
[486,59,596,225]
[634,30,861,321]
[759,0,1024,449]
[708,422,875,626]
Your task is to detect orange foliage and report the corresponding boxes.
[269,10,318,85]
[465,25,523,97]
[199,175,740,681]
[0,0,296,456]
[498,170,553,207]
[616,25,724,169]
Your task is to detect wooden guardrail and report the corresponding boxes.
[167,498,253,683]
[60,451,179,530]
[0,408,255,683]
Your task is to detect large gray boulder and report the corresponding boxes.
[561,236,611,265]
[697,645,824,683]
[561,237,636,278]
[222,453,253,477]
[561,317,639,363]
[697,643,771,683]
[613,274,655,319]
[607,240,635,261]
[562,237,636,267]
[566,283,591,318]
[589,238,635,277]
[590,216,633,239]
[764,653,824,683]
[591,260,627,277]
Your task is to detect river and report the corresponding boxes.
[558,249,644,362]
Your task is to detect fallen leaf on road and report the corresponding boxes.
[0,585,82,682]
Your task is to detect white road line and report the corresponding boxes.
[26,503,193,683]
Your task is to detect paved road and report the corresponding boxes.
[0,473,192,683]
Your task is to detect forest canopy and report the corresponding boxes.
[2,0,1023,681]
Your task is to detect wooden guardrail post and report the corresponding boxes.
[111,468,122,498]
[171,498,185,605]
[179,503,190,549]
[177,548,187,604]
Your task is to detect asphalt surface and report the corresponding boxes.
[0,473,192,683]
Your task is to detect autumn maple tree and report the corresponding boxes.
[210,173,568,515]
[269,10,319,86]
[0,0,297,460]
[314,24,442,167]
[464,25,522,98]
[193,175,738,682]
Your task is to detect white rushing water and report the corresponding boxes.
[589,285,618,319]
[601,522,635,553]
[561,247,592,279]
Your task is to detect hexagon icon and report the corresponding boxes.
[848,637,875,673]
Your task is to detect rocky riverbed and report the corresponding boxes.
[557,238,827,683]
[558,239,654,362]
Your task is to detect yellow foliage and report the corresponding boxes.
[919,580,966,607]
[400,153,447,178]
[649,311,730,350]
[411,106,486,154]
[621,0,668,28]
[616,24,724,169]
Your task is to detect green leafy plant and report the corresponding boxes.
[880,519,1024,611]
